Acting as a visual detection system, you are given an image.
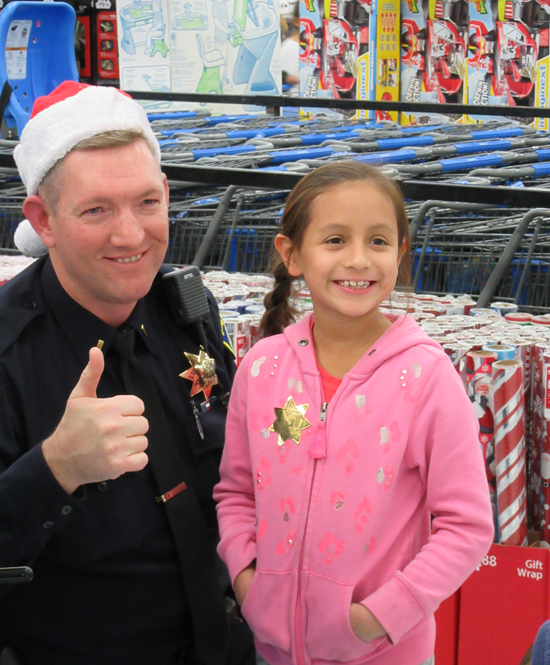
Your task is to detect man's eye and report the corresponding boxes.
[142,199,159,206]
[85,207,102,215]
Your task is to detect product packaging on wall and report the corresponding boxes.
[299,0,399,120]
[117,0,282,113]
[467,0,550,130]
[74,0,93,82]
[117,0,171,109]
[95,0,120,84]
[400,0,468,124]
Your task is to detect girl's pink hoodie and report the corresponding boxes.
[215,313,494,665]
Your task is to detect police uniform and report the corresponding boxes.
[0,256,236,665]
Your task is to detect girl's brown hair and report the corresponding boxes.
[260,161,411,338]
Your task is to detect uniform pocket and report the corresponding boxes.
[240,570,293,653]
[304,574,387,661]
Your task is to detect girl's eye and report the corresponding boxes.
[326,237,344,245]
[371,238,388,246]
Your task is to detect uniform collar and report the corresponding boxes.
[41,257,159,367]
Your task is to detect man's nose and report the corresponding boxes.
[110,209,145,246]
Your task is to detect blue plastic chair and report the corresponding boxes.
[0,1,78,138]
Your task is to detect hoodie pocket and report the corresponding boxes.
[240,570,293,653]
[304,573,388,661]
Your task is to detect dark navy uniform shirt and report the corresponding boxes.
[0,256,236,665]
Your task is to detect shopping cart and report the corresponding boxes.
[167,184,288,273]
[477,209,550,312]
[0,181,26,251]
[409,201,530,298]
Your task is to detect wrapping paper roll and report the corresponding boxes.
[528,343,548,533]
[540,349,550,544]
[493,359,528,546]
[483,343,516,361]
[491,302,519,315]
[467,350,499,535]
[505,312,533,325]
[444,341,473,384]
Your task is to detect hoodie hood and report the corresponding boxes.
[283,312,443,379]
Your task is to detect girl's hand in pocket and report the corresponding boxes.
[234,564,256,606]
[349,603,387,643]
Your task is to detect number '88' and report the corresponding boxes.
[477,555,497,570]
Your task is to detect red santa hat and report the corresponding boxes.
[13,81,161,256]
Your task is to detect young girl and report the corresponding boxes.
[214,162,493,665]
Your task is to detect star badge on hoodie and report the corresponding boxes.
[269,396,311,446]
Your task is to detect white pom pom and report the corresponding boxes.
[14,219,48,257]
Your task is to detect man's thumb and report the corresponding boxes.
[69,347,105,400]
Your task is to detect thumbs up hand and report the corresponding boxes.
[42,347,149,494]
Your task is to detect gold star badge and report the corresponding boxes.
[180,347,219,399]
[269,396,311,446]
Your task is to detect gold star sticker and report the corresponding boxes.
[180,347,219,399]
[269,396,311,446]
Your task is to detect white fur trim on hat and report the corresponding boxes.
[14,219,49,257]
[14,86,161,196]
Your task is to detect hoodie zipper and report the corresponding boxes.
[294,401,329,665]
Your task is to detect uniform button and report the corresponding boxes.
[61,505,72,516]
[25,300,36,310]
[97,482,108,492]
[42,520,54,530]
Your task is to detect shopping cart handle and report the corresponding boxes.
[354,149,419,165]
[225,127,285,140]
[376,136,435,150]
[300,131,361,145]
[454,139,513,155]
[267,147,339,164]
[535,148,550,162]
[529,162,550,175]
[440,154,504,171]
[205,114,259,125]
[191,145,259,159]
[472,128,525,140]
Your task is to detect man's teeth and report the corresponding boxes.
[115,253,142,264]
[338,280,372,289]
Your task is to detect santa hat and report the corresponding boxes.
[13,81,161,257]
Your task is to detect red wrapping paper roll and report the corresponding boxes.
[467,350,498,537]
[493,359,528,546]
[540,350,550,543]
[529,343,548,533]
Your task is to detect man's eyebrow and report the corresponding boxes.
[139,186,165,198]
[77,187,164,206]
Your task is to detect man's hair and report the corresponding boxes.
[38,128,160,214]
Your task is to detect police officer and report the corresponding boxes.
[0,82,240,665]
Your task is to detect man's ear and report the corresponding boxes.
[22,195,56,248]
[274,233,302,278]
[162,173,169,207]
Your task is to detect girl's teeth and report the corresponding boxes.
[339,280,370,289]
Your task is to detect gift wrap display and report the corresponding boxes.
[1,254,549,665]
[199,275,550,665]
